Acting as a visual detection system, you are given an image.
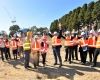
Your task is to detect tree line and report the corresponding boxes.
[50,0,100,32]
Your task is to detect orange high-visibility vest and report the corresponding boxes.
[5,41,10,48]
[52,36,61,46]
[88,37,96,48]
[18,38,23,47]
[79,38,88,47]
[0,39,2,46]
[65,36,73,46]
[32,41,40,51]
[73,37,78,46]
[11,40,17,50]
[96,36,100,48]
[41,42,48,53]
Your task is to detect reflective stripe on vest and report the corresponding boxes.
[32,41,40,51]
[11,40,17,50]
[80,38,87,47]
[96,36,100,48]
[23,40,31,51]
[88,37,96,47]
[52,36,61,46]
[41,42,48,52]
[65,37,73,46]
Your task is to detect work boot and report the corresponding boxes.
[59,64,62,68]
[54,63,57,65]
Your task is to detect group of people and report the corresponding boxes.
[0,23,100,70]
[0,31,49,69]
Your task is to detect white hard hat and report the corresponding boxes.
[34,35,38,39]
[81,32,85,36]
[13,33,17,37]
[90,30,93,34]
[98,29,100,33]
[65,31,70,34]
[37,32,41,35]
[53,31,57,35]
[17,33,21,37]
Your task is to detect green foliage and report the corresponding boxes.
[30,26,48,34]
[50,0,100,31]
[9,25,20,36]
[9,25,20,33]
[50,19,58,32]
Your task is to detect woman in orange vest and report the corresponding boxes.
[40,36,49,67]
[79,32,88,65]
[91,29,100,67]
[10,37,18,60]
[31,35,41,69]
[5,38,11,60]
[62,31,74,64]
[88,30,96,63]
[72,33,79,60]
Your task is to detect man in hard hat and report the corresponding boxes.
[79,32,88,65]
[31,35,40,69]
[88,30,96,63]
[0,36,8,61]
[91,29,100,67]
[62,31,74,64]
[10,37,18,60]
[23,32,31,69]
[72,32,79,60]
[4,37,11,60]
[48,22,63,67]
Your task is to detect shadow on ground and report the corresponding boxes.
[7,57,24,69]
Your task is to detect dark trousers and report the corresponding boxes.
[88,47,95,62]
[13,49,18,60]
[0,48,8,61]
[69,46,73,63]
[73,45,78,60]
[79,47,87,63]
[52,46,62,65]
[24,50,30,68]
[65,46,68,61]
[93,48,100,66]
[41,53,46,65]
[65,46,73,63]
[18,46,24,57]
[5,48,11,59]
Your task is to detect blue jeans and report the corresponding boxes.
[52,46,62,65]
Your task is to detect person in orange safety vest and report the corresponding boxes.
[5,38,11,60]
[91,29,100,67]
[72,33,79,60]
[48,23,63,68]
[31,35,41,69]
[62,31,74,64]
[40,35,49,67]
[10,37,18,60]
[79,32,88,65]
[88,30,96,63]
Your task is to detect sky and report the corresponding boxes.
[0,0,96,33]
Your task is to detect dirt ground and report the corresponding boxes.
[0,46,100,80]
